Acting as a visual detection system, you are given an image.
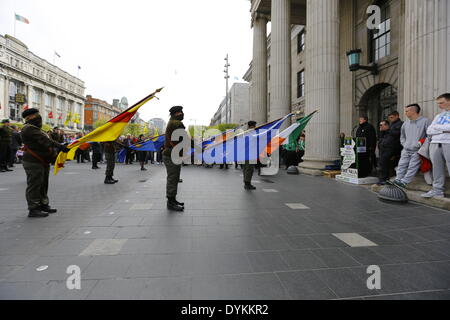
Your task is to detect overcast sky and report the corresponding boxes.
[0,0,254,126]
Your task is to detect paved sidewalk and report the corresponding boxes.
[0,162,450,300]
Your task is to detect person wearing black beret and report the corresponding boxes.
[163,106,186,211]
[20,108,70,218]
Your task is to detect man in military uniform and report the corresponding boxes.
[163,106,186,211]
[20,108,70,218]
[0,119,13,172]
[101,140,120,184]
[243,121,257,190]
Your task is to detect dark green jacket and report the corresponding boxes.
[163,118,186,156]
[20,124,63,164]
[0,125,12,145]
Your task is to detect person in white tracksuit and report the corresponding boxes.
[422,93,450,198]
[392,104,431,189]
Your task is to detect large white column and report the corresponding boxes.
[270,0,291,123]
[403,0,450,120]
[250,14,268,124]
[300,0,340,174]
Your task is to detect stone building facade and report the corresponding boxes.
[0,34,85,132]
[210,82,250,126]
[247,0,450,173]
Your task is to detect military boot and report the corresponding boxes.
[41,205,57,214]
[104,176,115,184]
[167,198,184,211]
[244,183,256,190]
[111,177,119,183]
[28,209,49,218]
[174,198,184,206]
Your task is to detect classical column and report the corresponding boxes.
[403,0,450,120]
[300,0,340,174]
[250,14,268,124]
[270,0,291,123]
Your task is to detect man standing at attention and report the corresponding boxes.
[163,106,186,211]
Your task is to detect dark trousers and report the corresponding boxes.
[163,154,181,199]
[125,150,133,164]
[23,161,50,210]
[0,144,11,168]
[243,162,255,185]
[9,148,18,166]
[378,148,399,182]
[284,150,299,168]
[76,149,84,163]
[92,152,101,168]
[105,152,115,177]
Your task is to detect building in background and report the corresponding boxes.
[247,0,449,173]
[84,95,121,131]
[210,82,250,126]
[149,118,166,134]
[0,34,85,132]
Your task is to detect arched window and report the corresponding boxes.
[370,0,391,62]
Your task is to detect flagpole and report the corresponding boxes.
[14,13,16,37]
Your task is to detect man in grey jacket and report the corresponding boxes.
[392,104,431,189]
[422,93,450,198]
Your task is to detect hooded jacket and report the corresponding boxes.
[400,116,431,151]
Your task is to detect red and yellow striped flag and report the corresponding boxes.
[54,88,163,175]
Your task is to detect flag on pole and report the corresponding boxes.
[54,88,163,175]
[15,14,30,24]
[55,51,61,58]
[64,112,72,126]
[48,111,54,119]
[262,111,317,157]
[73,113,80,124]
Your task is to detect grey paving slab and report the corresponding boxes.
[79,239,127,256]
[276,270,337,300]
[1,163,449,300]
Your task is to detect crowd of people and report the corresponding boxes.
[351,93,450,199]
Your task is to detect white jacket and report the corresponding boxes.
[427,111,450,144]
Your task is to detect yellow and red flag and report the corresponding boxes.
[54,88,163,175]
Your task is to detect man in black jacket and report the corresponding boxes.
[0,119,13,172]
[20,108,70,218]
[377,111,403,184]
[355,116,377,177]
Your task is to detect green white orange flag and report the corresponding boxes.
[15,14,30,24]
[54,88,163,175]
[262,110,317,157]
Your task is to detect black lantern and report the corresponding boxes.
[346,49,378,75]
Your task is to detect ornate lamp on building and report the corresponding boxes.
[346,49,378,75]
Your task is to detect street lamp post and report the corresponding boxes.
[224,54,230,123]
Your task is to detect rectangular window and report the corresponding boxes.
[297,30,305,53]
[32,87,42,110]
[371,3,391,62]
[297,70,305,98]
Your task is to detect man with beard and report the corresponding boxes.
[20,108,70,218]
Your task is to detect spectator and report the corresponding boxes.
[392,104,431,189]
[355,116,377,177]
[422,93,450,198]
[377,112,403,185]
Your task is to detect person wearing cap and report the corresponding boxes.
[243,121,257,190]
[163,106,186,211]
[20,108,70,218]
[0,119,13,172]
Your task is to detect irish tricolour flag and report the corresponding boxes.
[15,14,30,24]
[262,111,317,157]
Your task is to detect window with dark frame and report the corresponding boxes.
[370,1,391,62]
[297,30,305,53]
[297,70,305,98]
